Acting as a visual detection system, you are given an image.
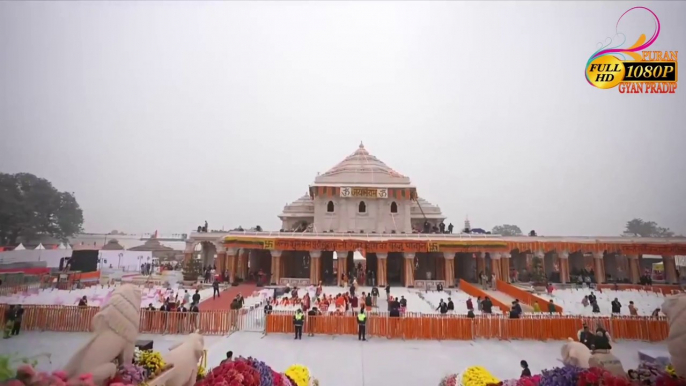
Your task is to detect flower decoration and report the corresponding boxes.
[539,365,583,386]
[461,366,500,386]
[116,364,146,385]
[284,365,310,386]
[135,351,165,377]
[438,374,458,386]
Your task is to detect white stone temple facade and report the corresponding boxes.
[278,143,446,234]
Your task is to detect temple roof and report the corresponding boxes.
[313,143,413,187]
[279,194,315,219]
[410,197,445,219]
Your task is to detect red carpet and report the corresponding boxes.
[199,284,257,310]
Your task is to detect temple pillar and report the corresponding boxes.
[663,255,678,284]
[337,251,348,286]
[628,255,640,284]
[226,248,238,283]
[558,251,570,284]
[237,250,249,280]
[593,252,605,284]
[377,253,387,287]
[270,250,282,285]
[184,252,192,265]
[501,252,511,282]
[310,250,321,285]
[404,252,415,287]
[216,245,226,275]
[476,252,486,276]
[490,253,502,281]
[443,252,455,287]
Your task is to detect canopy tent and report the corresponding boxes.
[14,243,25,250]
[34,243,45,250]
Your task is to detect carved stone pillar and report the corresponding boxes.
[376,253,388,287]
[404,252,415,287]
[337,251,348,286]
[270,250,282,285]
[184,252,193,265]
[558,251,570,284]
[216,244,226,275]
[490,252,502,281]
[593,252,605,284]
[628,255,640,284]
[310,250,322,285]
[663,255,678,284]
[476,252,486,276]
[240,250,250,280]
[501,252,511,282]
[443,252,455,287]
[226,248,238,283]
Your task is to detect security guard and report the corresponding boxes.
[293,309,304,340]
[357,309,367,341]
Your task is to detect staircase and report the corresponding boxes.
[483,290,533,312]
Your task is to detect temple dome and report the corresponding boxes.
[411,197,445,219]
[279,194,315,218]
[313,142,412,186]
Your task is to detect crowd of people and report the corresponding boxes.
[579,291,663,317]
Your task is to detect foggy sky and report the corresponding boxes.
[1,1,685,237]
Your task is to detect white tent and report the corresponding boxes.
[14,243,25,250]
[65,244,72,250]
[35,243,45,250]
[57,243,66,250]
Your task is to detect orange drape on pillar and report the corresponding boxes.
[443,253,455,287]
[227,253,237,283]
[492,258,502,280]
[559,258,570,284]
[337,251,348,286]
[309,251,321,285]
[663,255,678,284]
[216,252,226,274]
[476,254,485,275]
[594,254,604,284]
[629,255,640,284]
[404,253,415,287]
[501,258,510,282]
[377,254,387,287]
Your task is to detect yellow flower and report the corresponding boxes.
[285,364,311,386]
[461,366,500,386]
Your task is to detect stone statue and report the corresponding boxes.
[663,293,686,378]
[63,284,142,386]
[163,331,205,386]
[561,338,592,368]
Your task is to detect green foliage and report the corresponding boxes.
[530,255,547,284]
[0,354,39,382]
[491,224,523,236]
[0,173,84,245]
[623,218,675,237]
[182,257,203,281]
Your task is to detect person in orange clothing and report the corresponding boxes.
[335,294,345,313]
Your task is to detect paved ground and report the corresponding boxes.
[2,331,668,386]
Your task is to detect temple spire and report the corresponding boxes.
[359,141,364,148]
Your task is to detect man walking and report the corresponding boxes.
[213,279,220,299]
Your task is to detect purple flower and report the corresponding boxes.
[539,366,584,386]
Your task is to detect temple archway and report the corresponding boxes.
[320,251,335,285]
[387,252,404,285]
[194,242,217,269]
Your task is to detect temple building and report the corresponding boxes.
[279,142,445,234]
[185,144,686,289]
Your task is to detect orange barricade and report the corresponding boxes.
[0,304,239,335]
[596,284,684,296]
[0,304,670,342]
[264,313,669,342]
[496,280,563,313]
[459,279,510,313]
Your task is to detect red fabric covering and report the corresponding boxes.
[0,267,51,275]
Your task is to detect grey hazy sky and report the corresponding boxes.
[1,1,685,237]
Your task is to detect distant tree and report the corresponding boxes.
[0,173,84,245]
[491,224,523,236]
[623,218,674,237]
